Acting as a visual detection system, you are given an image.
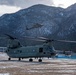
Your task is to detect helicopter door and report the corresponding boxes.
[39,48,43,53]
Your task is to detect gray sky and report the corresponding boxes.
[0,0,76,16]
[0,0,54,16]
[0,0,54,8]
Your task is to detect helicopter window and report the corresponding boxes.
[8,40,22,49]
[43,52,46,54]
[20,50,22,53]
[39,48,43,53]
[17,50,22,53]
[6,49,9,52]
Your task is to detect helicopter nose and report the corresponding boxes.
[5,50,8,53]
[5,49,9,53]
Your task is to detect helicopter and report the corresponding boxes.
[26,23,43,30]
[1,34,76,62]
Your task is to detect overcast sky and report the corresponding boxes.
[0,0,76,16]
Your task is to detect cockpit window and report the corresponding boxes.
[39,48,43,53]
[8,39,22,49]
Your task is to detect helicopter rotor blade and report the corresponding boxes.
[24,36,76,43]
[55,40,76,43]
[4,34,18,40]
[23,36,55,42]
[37,37,48,40]
[23,36,48,40]
[23,36,45,42]
[26,38,45,42]
[4,34,76,43]
[23,36,36,39]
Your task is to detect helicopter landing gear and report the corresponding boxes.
[18,58,21,61]
[38,59,42,62]
[8,57,11,60]
[29,58,33,62]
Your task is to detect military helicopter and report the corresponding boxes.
[26,23,43,30]
[2,34,76,62]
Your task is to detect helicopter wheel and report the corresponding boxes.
[18,58,21,61]
[38,59,42,62]
[29,59,33,62]
[8,58,11,61]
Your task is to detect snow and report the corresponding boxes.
[0,66,17,69]
[0,73,9,75]
[60,12,64,16]
[0,53,76,75]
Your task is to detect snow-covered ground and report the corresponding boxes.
[0,52,76,75]
[0,73,9,75]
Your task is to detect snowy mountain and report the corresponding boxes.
[57,3,76,38]
[0,4,76,51]
[0,4,64,37]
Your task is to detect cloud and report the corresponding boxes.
[53,0,76,8]
[0,0,54,16]
[0,0,54,8]
[0,0,76,9]
[1,0,76,16]
[0,5,21,16]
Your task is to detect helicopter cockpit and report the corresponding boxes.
[8,39,22,49]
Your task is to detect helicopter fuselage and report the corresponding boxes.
[6,45,56,59]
